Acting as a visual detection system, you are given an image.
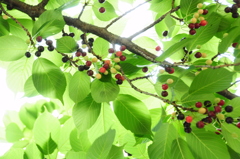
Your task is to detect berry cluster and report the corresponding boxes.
[98,0,106,13]
[224,0,240,18]
[188,3,208,35]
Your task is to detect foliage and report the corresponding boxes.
[0,0,240,158]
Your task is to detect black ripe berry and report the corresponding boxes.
[184,127,192,133]
[38,46,44,52]
[177,114,185,120]
[98,0,105,3]
[232,13,239,18]
[204,100,212,107]
[88,38,94,43]
[84,65,90,70]
[225,117,234,123]
[87,70,94,76]
[142,67,148,73]
[194,52,202,58]
[48,45,54,51]
[189,29,196,35]
[0,10,2,15]
[183,121,191,128]
[162,30,168,37]
[62,33,68,36]
[232,4,238,13]
[36,36,42,42]
[62,56,68,63]
[224,7,232,13]
[78,65,85,71]
[69,33,75,37]
[225,105,233,112]
[116,79,123,85]
[7,4,13,10]
[25,52,31,58]
[35,51,41,57]
[161,91,168,97]
[46,40,53,46]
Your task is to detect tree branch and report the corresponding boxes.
[128,6,180,40]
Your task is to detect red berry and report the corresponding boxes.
[194,52,202,58]
[120,45,126,51]
[208,111,216,117]
[162,84,168,90]
[155,46,161,51]
[108,48,115,53]
[237,122,240,128]
[195,23,200,29]
[99,7,105,13]
[82,52,87,57]
[116,51,122,57]
[200,20,207,26]
[142,67,148,73]
[186,116,193,123]
[103,63,109,69]
[115,74,122,80]
[232,43,238,48]
[218,100,225,106]
[87,70,94,76]
[196,121,205,128]
[195,102,202,108]
[36,36,42,42]
[85,61,92,67]
[75,51,81,57]
[99,67,106,73]
[98,0,105,3]
[202,9,208,15]
[161,91,168,97]
[188,23,195,29]
[168,68,174,74]
[189,29,196,35]
[120,55,126,61]
[214,106,222,113]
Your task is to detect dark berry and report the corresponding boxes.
[208,111,216,117]
[177,114,185,120]
[202,117,212,123]
[232,43,238,48]
[78,65,85,71]
[98,0,105,3]
[82,52,87,57]
[88,42,93,47]
[116,79,123,85]
[225,105,233,112]
[194,52,202,58]
[115,74,122,80]
[196,121,205,128]
[202,9,208,15]
[224,7,232,13]
[225,117,234,123]
[214,106,222,113]
[232,12,239,18]
[88,38,94,43]
[62,33,68,36]
[25,52,31,58]
[80,34,85,40]
[120,55,126,61]
[103,63,109,69]
[232,4,238,13]
[36,36,42,42]
[48,45,55,51]
[7,4,13,10]
[35,51,41,57]
[161,91,168,97]
[204,100,212,107]
[75,51,82,57]
[188,23,195,29]
[85,61,92,67]
[46,40,53,46]
[189,29,196,35]
[69,33,75,37]
[142,67,148,73]
[195,23,200,29]
[108,48,115,53]
[62,56,68,63]
[87,70,94,76]
[165,67,171,72]
[99,7,105,13]
[183,121,191,128]
[162,30,168,37]
[120,45,126,51]
[0,10,2,15]
[184,127,192,133]
[84,65,90,70]
[38,46,44,52]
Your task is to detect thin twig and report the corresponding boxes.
[130,75,152,82]
[105,0,151,29]
[78,0,89,19]
[170,15,183,22]
[0,3,35,45]
[128,6,180,40]
[211,52,221,61]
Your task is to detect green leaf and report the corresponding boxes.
[69,71,91,103]
[133,36,158,54]
[226,97,240,118]
[32,58,66,102]
[25,143,43,159]
[7,19,33,39]
[0,35,27,61]
[180,0,202,17]
[72,95,101,133]
[181,93,215,107]
[0,17,9,36]
[219,27,240,53]
[91,78,120,103]
[24,76,39,97]
[86,129,116,159]
[222,123,240,154]
[18,103,38,129]
[33,112,60,152]
[92,37,109,58]
[171,138,194,159]
[106,145,124,159]
[227,145,240,159]
[150,0,172,13]
[56,36,78,53]
[57,0,80,10]
[0,148,24,159]
[6,57,33,92]
[66,151,87,159]
[5,123,23,143]
[70,129,91,152]
[148,123,178,159]
[189,68,234,95]
[113,94,152,136]
[32,10,65,38]
[92,1,118,21]
[186,128,230,159]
